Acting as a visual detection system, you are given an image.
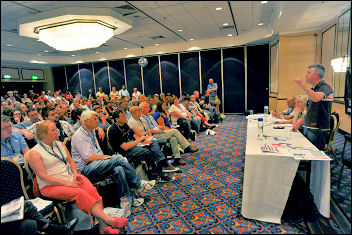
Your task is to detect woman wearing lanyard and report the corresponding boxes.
[27,120,126,234]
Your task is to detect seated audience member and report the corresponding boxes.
[28,120,127,234]
[108,109,176,182]
[14,108,41,130]
[105,101,115,118]
[37,92,48,103]
[271,96,296,120]
[118,99,132,120]
[27,107,74,142]
[87,89,96,99]
[9,109,24,125]
[92,105,111,130]
[18,103,31,122]
[6,91,16,106]
[189,95,215,129]
[183,96,213,132]
[71,110,155,206]
[153,101,172,129]
[71,108,84,131]
[21,93,32,104]
[96,87,106,98]
[140,102,198,166]
[46,90,53,100]
[28,90,39,102]
[132,88,141,101]
[119,85,129,98]
[1,200,78,234]
[1,115,29,164]
[274,95,308,132]
[75,90,83,99]
[13,90,22,102]
[49,91,61,105]
[169,97,193,140]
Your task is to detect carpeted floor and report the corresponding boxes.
[123,115,349,234]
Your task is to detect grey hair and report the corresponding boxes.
[80,110,98,125]
[308,64,325,78]
[1,115,11,123]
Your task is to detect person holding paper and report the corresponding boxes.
[294,64,333,150]
[1,199,78,234]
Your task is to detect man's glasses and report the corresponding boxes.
[1,124,12,130]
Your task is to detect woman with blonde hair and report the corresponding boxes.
[27,120,127,234]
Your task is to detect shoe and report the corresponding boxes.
[100,226,120,234]
[137,179,156,192]
[162,164,180,172]
[46,218,78,234]
[158,174,176,183]
[112,217,128,228]
[184,146,199,153]
[209,125,216,130]
[132,198,144,207]
[174,158,186,165]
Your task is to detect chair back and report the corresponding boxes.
[63,136,72,154]
[106,124,115,154]
[327,112,340,147]
[1,157,29,205]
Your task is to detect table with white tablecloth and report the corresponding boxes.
[241,114,331,224]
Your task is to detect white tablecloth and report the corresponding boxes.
[241,115,330,224]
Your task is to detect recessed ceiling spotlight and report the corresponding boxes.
[37,54,41,56]
[44,50,49,52]
[228,34,233,37]
[178,29,183,32]
[260,1,268,4]
[190,38,194,41]
[216,7,222,11]
[155,43,159,46]
[223,23,229,26]
[258,23,264,26]
[37,39,41,41]
[71,54,76,57]
[95,51,100,54]
[124,48,128,50]
[6,44,12,47]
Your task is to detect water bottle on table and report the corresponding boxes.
[120,197,131,217]
[257,118,264,140]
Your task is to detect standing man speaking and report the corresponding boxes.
[294,64,334,150]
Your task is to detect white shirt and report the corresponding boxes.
[169,104,188,124]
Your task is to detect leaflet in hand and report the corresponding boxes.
[1,196,24,223]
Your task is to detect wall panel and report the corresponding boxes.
[78,63,94,97]
[93,62,109,95]
[125,58,142,95]
[223,47,245,113]
[160,54,179,96]
[52,66,67,92]
[180,52,200,96]
[142,56,160,96]
[109,60,125,93]
[66,65,80,94]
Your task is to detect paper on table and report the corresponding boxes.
[290,149,332,161]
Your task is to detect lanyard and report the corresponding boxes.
[142,115,156,129]
[39,141,71,175]
[81,126,98,149]
[137,119,148,133]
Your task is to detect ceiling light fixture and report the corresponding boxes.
[261,1,268,4]
[124,48,128,50]
[138,46,148,67]
[228,34,233,37]
[190,38,194,41]
[6,44,13,47]
[178,29,183,32]
[223,23,229,26]
[44,50,49,52]
[71,54,76,57]
[258,23,264,26]
[18,7,133,52]
[155,43,159,46]
[95,51,100,53]
[331,56,349,72]
[216,7,222,11]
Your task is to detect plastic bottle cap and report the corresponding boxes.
[124,198,127,202]
[258,118,263,121]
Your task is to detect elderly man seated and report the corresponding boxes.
[271,96,296,120]
[71,110,156,207]
[1,115,29,164]
[108,108,176,183]
[139,101,199,166]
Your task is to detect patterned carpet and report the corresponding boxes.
[119,114,349,234]
[330,131,351,223]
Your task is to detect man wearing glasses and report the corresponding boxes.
[1,115,29,164]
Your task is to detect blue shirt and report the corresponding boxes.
[1,130,28,164]
[71,126,103,172]
[14,121,33,129]
[207,83,218,97]
[141,115,159,130]
[153,112,171,128]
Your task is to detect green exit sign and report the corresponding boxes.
[32,75,38,79]
[3,74,11,79]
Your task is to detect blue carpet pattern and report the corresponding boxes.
[124,115,347,234]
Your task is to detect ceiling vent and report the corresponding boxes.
[150,35,164,40]
[114,5,138,16]
[219,25,234,31]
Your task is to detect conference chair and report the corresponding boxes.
[325,112,340,162]
[1,157,60,222]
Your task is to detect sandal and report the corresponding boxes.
[112,217,128,228]
[100,226,120,234]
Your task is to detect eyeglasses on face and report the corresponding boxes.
[1,124,12,130]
